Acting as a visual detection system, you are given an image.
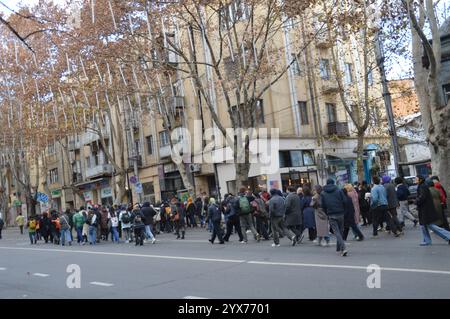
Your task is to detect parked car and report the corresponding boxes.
[404,176,418,202]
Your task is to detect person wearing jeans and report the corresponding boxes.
[329,214,346,252]
[395,177,418,227]
[237,188,260,242]
[87,211,97,245]
[371,176,401,237]
[415,175,450,245]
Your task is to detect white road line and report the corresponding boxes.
[183,296,208,299]
[90,281,114,287]
[32,273,50,277]
[248,261,450,275]
[2,246,450,276]
[0,247,246,263]
[0,267,6,271]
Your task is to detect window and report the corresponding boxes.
[303,150,315,166]
[134,140,141,156]
[255,99,265,125]
[368,69,374,86]
[49,168,59,184]
[285,17,296,30]
[143,182,155,195]
[279,150,316,168]
[291,54,301,76]
[298,101,309,125]
[326,103,337,123]
[159,130,170,147]
[146,135,154,155]
[220,0,250,30]
[85,157,91,169]
[47,142,55,155]
[344,63,353,84]
[443,84,450,105]
[319,59,330,80]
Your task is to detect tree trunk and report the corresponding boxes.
[234,162,251,194]
[114,172,127,205]
[356,131,365,181]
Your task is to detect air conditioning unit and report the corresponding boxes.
[189,164,201,173]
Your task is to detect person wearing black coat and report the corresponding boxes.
[208,198,224,244]
[284,186,303,242]
[358,181,371,225]
[342,189,365,241]
[141,202,156,243]
[39,212,52,243]
[416,175,450,246]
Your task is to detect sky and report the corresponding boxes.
[0,0,448,80]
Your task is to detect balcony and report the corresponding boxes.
[322,80,342,95]
[327,122,350,137]
[72,172,83,183]
[85,164,113,179]
[159,145,171,158]
[68,140,81,151]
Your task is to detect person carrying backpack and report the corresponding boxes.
[208,198,224,244]
[86,210,98,245]
[236,187,260,243]
[251,193,270,240]
[133,211,145,246]
[120,207,132,243]
[60,211,72,246]
[27,217,37,244]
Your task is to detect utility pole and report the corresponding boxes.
[375,32,402,177]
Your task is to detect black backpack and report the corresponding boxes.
[121,213,131,224]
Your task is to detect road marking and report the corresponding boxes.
[1,246,450,276]
[90,281,114,287]
[0,247,246,264]
[183,296,208,299]
[248,261,450,275]
[0,267,6,271]
[33,273,50,277]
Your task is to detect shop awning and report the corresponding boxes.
[398,159,431,166]
[326,152,365,160]
[73,178,104,188]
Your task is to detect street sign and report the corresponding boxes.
[135,182,143,194]
[129,175,137,184]
[36,192,49,203]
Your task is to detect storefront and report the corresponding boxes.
[100,187,113,206]
[50,189,62,212]
[159,163,185,202]
[76,178,112,206]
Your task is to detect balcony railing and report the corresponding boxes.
[72,173,83,183]
[322,79,342,94]
[327,122,350,137]
[128,155,143,169]
[85,164,113,179]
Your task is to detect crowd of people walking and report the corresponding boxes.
[2,174,449,257]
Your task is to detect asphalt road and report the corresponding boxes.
[0,222,449,299]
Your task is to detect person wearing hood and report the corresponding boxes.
[382,176,403,234]
[268,188,297,247]
[141,202,157,244]
[208,198,224,244]
[395,177,418,228]
[320,179,348,256]
[416,175,450,245]
[431,176,449,230]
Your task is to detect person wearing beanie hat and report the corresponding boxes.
[416,175,450,245]
[326,178,335,185]
[208,197,224,244]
